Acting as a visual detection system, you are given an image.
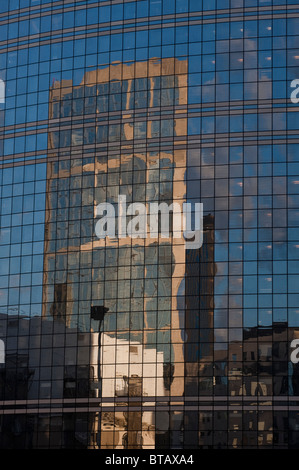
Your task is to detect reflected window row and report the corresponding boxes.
[1,17,298,49]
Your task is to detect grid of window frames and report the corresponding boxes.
[0,0,298,449]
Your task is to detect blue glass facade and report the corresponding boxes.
[0,0,299,449]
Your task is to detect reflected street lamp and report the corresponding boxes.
[91,305,109,322]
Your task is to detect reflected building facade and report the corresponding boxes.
[0,0,299,449]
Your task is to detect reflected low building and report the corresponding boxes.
[2,313,299,449]
[0,313,165,448]
[0,313,95,448]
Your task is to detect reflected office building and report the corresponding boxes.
[0,0,299,449]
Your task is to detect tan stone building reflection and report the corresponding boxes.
[42,58,189,447]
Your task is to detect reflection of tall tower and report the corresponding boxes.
[184,214,215,447]
[42,58,188,448]
[50,283,67,322]
[185,214,215,361]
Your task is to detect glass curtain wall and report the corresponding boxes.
[0,0,298,449]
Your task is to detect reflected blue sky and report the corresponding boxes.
[0,163,46,317]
